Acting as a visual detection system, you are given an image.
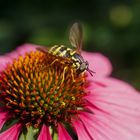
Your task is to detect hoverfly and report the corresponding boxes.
[37,23,94,82]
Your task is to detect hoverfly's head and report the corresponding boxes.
[79,61,94,76]
[79,61,89,72]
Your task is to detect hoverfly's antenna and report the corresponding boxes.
[87,68,95,76]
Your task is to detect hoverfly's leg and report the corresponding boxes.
[50,59,59,65]
[71,68,75,82]
[61,66,68,84]
[51,59,67,66]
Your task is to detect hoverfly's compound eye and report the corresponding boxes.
[79,62,87,72]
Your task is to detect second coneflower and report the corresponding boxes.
[0,44,140,140]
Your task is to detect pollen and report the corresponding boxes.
[0,50,87,128]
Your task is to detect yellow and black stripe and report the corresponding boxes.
[49,45,76,58]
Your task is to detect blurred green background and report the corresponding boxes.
[0,0,140,89]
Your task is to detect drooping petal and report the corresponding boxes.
[84,87,140,139]
[38,124,52,140]
[0,109,10,130]
[72,119,91,140]
[0,123,22,140]
[82,52,112,77]
[58,123,72,140]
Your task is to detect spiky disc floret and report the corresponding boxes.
[0,51,87,128]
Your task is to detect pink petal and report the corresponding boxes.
[86,88,140,117]
[84,87,140,139]
[0,44,39,72]
[0,123,22,140]
[0,109,10,130]
[72,119,91,140]
[82,52,112,77]
[6,43,37,60]
[0,56,11,72]
[84,109,140,140]
[15,44,38,56]
[38,124,52,140]
[89,76,137,93]
[79,112,123,140]
[58,123,72,140]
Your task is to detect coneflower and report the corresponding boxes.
[0,44,140,140]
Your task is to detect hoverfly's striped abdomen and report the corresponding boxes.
[49,45,76,58]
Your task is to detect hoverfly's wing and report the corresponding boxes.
[36,47,49,53]
[69,22,83,54]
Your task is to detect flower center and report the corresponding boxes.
[0,51,87,128]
